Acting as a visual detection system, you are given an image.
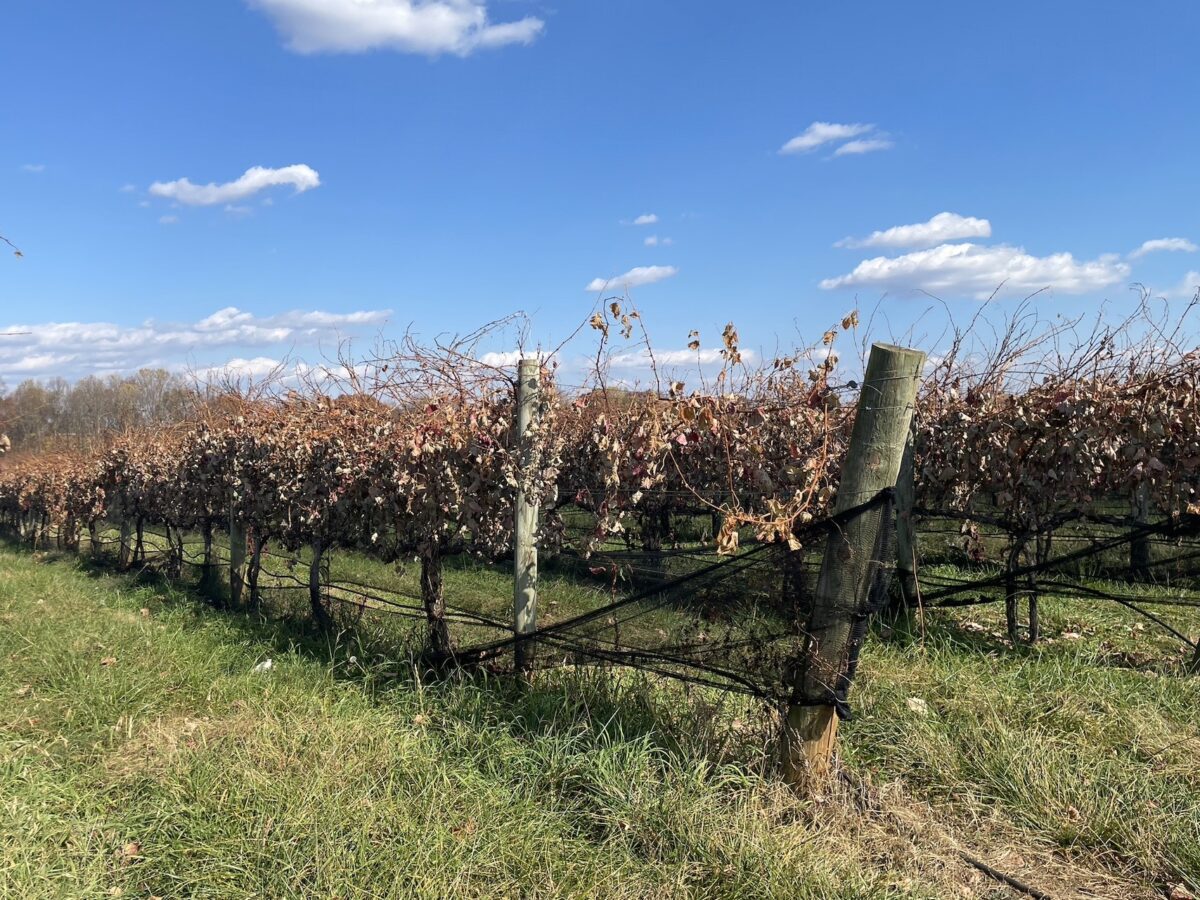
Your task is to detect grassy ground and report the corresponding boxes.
[1,541,1198,898]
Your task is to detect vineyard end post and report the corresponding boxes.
[781,342,924,790]
[229,500,247,609]
[513,358,541,673]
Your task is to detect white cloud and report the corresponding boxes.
[196,356,287,381]
[1129,237,1197,259]
[248,0,544,56]
[836,212,992,250]
[1169,271,1200,299]
[607,347,757,373]
[643,235,673,247]
[612,348,717,368]
[149,164,320,206]
[478,350,522,367]
[820,242,1130,299]
[630,213,658,226]
[225,204,254,217]
[119,183,137,193]
[832,137,893,156]
[585,265,678,292]
[0,306,392,382]
[158,215,180,225]
[476,350,546,368]
[780,122,873,154]
[20,163,45,173]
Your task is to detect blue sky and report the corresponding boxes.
[2,0,1199,383]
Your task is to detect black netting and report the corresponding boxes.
[9,492,1199,712]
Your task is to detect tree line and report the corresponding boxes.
[0,369,198,454]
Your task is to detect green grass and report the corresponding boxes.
[1,541,1198,898]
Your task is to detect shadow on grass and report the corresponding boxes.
[2,532,774,773]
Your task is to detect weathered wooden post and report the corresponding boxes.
[117,519,133,569]
[781,343,924,788]
[895,427,919,604]
[88,519,101,559]
[229,501,248,609]
[309,540,334,631]
[513,358,541,672]
[1130,481,1152,581]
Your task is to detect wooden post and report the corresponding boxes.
[1130,481,1152,581]
[895,427,918,604]
[781,343,924,788]
[229,501,247,609]
[513,358,541,672]
[199,522,218,596]
[309,540,334,631]
[118,519,133,569]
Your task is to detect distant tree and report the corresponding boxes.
[0,370,199,453]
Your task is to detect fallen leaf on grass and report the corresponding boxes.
[452,818,478,839]
[906,697,930,716]
[100,656,117,667]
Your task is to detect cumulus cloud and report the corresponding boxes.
[149,164,320,206]
[779,122,874,154]
[0,306,391,382]
[476,350,547,368]
[248,0,544,56]
[627,213,658,226]
[477,350,522,367]
[585,265,678,292]
[820,242,1130,299]
[1129,237,1198,259]
[836,212,992,250]
[643,235,673,247]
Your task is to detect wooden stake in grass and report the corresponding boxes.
[229,501,248,609]
[513,358,540,673]
[118,519,133,569]
[1130,481,1152,582]
[781,342,924,788]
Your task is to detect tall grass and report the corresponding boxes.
[1,544,1196,898]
